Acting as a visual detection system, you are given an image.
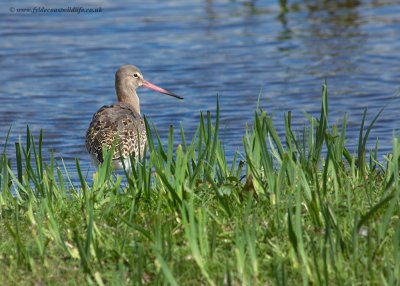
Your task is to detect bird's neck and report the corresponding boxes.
[116,79,141,114]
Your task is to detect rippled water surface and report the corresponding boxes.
[1,0,399,177]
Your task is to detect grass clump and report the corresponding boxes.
[0,83,399,285]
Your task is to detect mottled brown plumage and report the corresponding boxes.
[86,103,146,166]
[85,65,182,170]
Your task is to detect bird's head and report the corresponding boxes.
[116,65,183,99]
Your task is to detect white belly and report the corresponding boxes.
[90,155,132,171]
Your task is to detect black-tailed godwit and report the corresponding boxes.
[85,65,183,169]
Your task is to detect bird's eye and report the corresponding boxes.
[133,73,139,78]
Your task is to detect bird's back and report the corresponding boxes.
[85,103,146,165]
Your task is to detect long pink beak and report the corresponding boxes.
[142,79,183,99]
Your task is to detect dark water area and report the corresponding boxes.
[0,0,399,179]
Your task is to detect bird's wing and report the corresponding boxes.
[85,103,146,163]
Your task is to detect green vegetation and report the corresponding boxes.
[1,84,399,285]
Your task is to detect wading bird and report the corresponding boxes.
[85,65,183,169]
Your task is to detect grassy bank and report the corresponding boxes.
[1,84,399,285]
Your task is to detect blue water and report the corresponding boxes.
[1,0,399,178]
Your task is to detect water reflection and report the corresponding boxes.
[301,0,366,77]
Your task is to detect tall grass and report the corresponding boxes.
[0,83,399,285]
